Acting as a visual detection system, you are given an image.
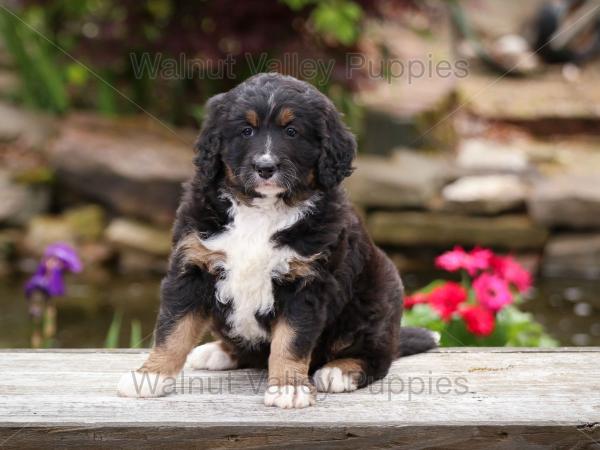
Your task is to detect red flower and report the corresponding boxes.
[460,305,495,336]
[435,246,492,276]
[473,273,513,312]
[491,255,532,293]
[429,282,467,321]
[404,292,429,309]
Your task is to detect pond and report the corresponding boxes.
[0,273,599,348]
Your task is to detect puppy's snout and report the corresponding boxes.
[255,161,277,179]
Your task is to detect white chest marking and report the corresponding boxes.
[201,195,315,344]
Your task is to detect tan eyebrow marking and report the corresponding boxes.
[277,107,295,126]
[245,110,259,127]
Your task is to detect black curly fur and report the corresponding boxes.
[154,73,436,390]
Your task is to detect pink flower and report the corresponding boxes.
[435,246,492,276]
[435,247,467,272]
[429,282,468,321]
[460,305,495,336]
[404,292,429,309]
[473,273,513,312]
[470,247,494,272]
[491,255,532,293]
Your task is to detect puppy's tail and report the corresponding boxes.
[396,327,439,357]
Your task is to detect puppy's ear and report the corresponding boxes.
[317,102,357,189]
[193,93,226,183]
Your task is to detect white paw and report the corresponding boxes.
[117,371,173,398]
[430,330,441,345]
[263,384,315,409]
[313,367,358,393]
[187,342,237,370]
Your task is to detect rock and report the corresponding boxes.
[24,216,77,254]
[457,139,529,173]
[117,249,169,274]
[458,67,600,134]
[63,205,106,242]
[0,70,19,98]
[0,172,50,226]
[78,241,114,268]
[0,102,56,149]
[367,212,548,249]
[358,81,457,154]
[345,150,455,209]
[355,20,458,153]
[528,175,600,229]
[23,205,106,256]
[542,234,600,279]
[46,114,195,225]
[105,218,172,257]
[442,174,527,214]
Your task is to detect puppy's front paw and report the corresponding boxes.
[313,367,358,393]
[187,342,237,370]
[264,384,315,409]
[117,371,172,398]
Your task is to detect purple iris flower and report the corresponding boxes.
[25,243,83,299]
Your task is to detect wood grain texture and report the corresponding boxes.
[0,349,598,449]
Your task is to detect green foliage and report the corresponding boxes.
[3,0,380,123]
[129,319,143,348]
[104,311,123,348]
[402,303,559,347]
[104,312,147,348]
[281,0,363,46]
[282,0,316,11]
[0,8,68,112]
[312,1,362,46]
[499,306,560,347]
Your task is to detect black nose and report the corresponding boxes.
[255,162,277,179]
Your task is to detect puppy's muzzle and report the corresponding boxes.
[254,161,278,179]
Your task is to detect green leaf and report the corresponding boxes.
[402,304,445,332]
[104,311,123,349]
[411,279,446,295]
[311,1,363,46]
[0,9,68,113]
[66,63,89,86]
[129,319,143,348]
[281,0,316,11]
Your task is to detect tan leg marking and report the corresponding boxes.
[118,313,207,398]
[141,312,208,376]
[267,320,309,386]
[264,320,315,408]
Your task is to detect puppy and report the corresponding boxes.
[118,73,437,408]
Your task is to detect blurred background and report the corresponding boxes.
[0,0,599,348]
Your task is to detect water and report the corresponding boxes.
[0,274,598,348]
[0,275,160,348]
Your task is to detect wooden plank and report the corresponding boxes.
[0,349,598,449]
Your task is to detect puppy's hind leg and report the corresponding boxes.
[313,352,393,393]
[313,358,365,393]
[117,312,207,398]
[188,340,238,371]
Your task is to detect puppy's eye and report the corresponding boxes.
[241,127,254,138]
[285,127,297,137]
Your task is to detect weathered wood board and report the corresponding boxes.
[0,348,598,449]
